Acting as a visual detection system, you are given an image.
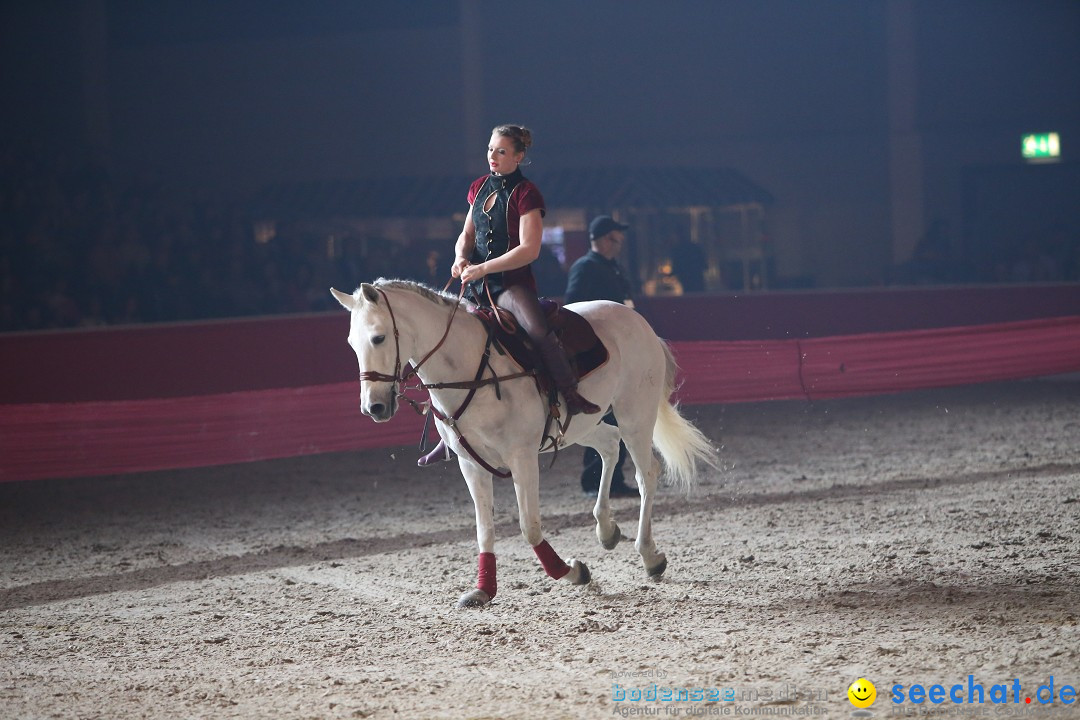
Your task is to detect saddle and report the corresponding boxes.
[469,299,609,397]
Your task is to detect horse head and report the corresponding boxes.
[331,283,403,422]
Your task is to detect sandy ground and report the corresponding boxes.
[2,378,1079,720]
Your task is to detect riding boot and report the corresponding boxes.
[417,438,454,467]
[538,331,602,416]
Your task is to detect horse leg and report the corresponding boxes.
[510,457,591,587]
[457,460,497,608]
[621,425,668,577]
[577,422,624,550]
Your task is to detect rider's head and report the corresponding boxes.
[491,124,532,154]
[488,124,532,175]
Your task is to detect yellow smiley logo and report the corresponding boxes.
[848,678,877,708]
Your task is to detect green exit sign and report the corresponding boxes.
[1022,132,1060,162]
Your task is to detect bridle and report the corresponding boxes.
[355,283,536,477]
[357,285,460,396]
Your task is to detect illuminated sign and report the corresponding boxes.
[1022,133,1060,162]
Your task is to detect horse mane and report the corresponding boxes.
[372,278,463,308]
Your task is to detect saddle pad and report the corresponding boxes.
[469,300,609,383]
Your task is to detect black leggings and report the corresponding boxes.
[494,284,550,342]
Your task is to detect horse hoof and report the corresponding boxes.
[646,555,668,578]
[456,589,491,608]
[598,525,622,550]
[568,559,591,586]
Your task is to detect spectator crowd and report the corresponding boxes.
[1,145,390,333]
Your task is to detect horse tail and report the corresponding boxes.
[652,341,719,494]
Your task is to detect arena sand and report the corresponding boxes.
[2,378,1078,719]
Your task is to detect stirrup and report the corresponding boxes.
[418,439,454,467]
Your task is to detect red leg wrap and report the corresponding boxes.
[533,540,571,580]
[477,552,497,599]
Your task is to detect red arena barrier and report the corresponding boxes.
[673,316,1080,403]
[2,315,1079,483]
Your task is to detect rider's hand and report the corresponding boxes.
[451,257,470,279]
[460,262,487,285]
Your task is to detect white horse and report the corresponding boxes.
[331,279,717,608]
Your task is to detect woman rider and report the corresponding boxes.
[418,124,601,467]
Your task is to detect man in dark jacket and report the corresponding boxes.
[565,216,634,308]
[564,215,637,497]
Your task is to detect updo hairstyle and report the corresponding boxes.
[492,124,532,154]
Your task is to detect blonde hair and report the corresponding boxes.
[492,124,532,154]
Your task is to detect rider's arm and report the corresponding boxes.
[452,213,476,278]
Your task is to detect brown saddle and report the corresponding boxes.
[468,299,609,395]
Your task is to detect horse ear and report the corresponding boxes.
[359,283,380,304]
[330,287,356,311]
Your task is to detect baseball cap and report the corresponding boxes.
[589,215,629,240]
